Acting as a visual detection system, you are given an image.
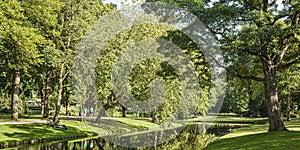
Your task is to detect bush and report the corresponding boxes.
[0,93,10,113]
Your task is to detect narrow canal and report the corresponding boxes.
[9,124,244,150]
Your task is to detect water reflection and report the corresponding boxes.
[14,124,241,150]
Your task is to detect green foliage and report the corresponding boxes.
[278,64,300,116]
[222,76,268,117]
[0,121,95,145]
[224,78,249,115]
[0,0,62,71]
[55,0,115,110]
[205,120,300,149]
[96,22,211,122]
[146,0,204,15]
[0,0,114,119]
[152,125,215,150]
[0,93,10,113]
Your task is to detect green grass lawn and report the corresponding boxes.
[0,113,44,122]
[88,117,159,136]
[204,120,300,150]
[0,121,93,142]
[190,114,268,125]
[2,112,300,150]
[0,120,95,146]
[0,116,159,147]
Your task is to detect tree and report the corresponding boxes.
[203,0,300,131]
[224,78,250,116]
[151,0,300,131]
[51,0,114,126]
[0,0,61,121]
[278,64,300,121]
[95,22,211,123]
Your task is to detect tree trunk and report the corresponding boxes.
[81,103,84,123]
[86,101,91,117]
[121,105,126,117]
[53,65,64,126]
[151,111,157,123]
[11,69,20,121]
[287,84,291,121]
[43,67,51,118]
[263,61,287,131]
[95,103,110,123]
[65,86,71,116]
[95,93,116,123]
[39,84,45,115]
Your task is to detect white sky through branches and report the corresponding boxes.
[103,0,284,10]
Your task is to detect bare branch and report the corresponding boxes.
[274,40,290,66]
[62,67,71,81]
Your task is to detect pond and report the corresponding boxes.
[11,124,243,150]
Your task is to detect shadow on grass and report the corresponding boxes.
[89,119,148,134]
[213,119,269,124]
[205,131,300,150]
[0,113,43,121]
[0,113,11,121]
[2,123,90,142]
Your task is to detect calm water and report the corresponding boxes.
[8,124,242,150]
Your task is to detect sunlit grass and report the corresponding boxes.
[0,121,95,145]
[205,120,300,149]
[2,112,300,149]
[88,117,158,136]
[109,117,158,128]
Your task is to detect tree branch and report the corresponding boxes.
[271,14,289,25]
[278,56,300,71]
[204,24,233,42]
[244,0,260,11]
[233,73,264,82]
[238,47,259,56]
[268,0,277,7]
[235,47,270,63]
[209,54,264,82]
[274,40,290,66]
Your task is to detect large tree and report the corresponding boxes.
[202,0,300,131]
[150,0,300,131]
[95,22,211,123]
[0,0,61,121]
[51,0,114,126]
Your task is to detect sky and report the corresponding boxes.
[103,0,140,9]
[103,0,284,10]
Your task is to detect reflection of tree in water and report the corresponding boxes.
[83,124,215,149]
[17,124,215,149]
[147,125,215,150]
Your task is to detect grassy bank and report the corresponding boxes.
[0,121,96,148]
[2,113,299,149]
[204,120,300,149]
[190,114,268,125]
[0,117,158,148]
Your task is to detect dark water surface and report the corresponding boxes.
[7,124,242,150]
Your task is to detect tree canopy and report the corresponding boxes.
[95,22,211,122]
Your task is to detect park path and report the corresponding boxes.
[0,116,114,125]
[0,119,47,125]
